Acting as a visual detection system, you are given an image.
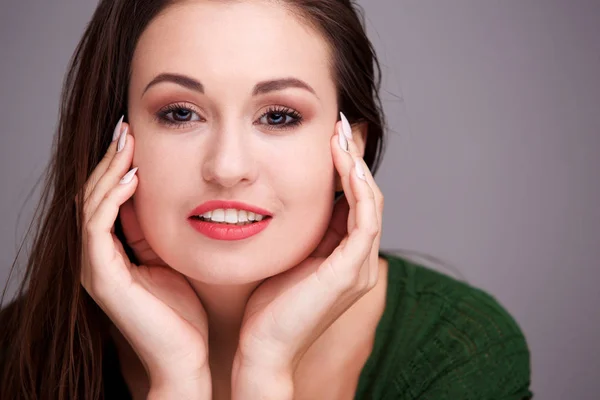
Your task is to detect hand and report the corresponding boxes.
[78,118,211,398]
[232,119,384,398]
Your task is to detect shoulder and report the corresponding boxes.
[375,253,533,399]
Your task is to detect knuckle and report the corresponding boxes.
[318,257,358,292]
[378,194,385,210]
[367,271,379,290]
[83,201,93,221]
[103,188,113,203]
[358,276,371,292]
[316,259,338,287]
[365,186,376,200]
[85,218,98,236]
[338,274,360,293]
[336,267,361,292]
[365,222,379,238]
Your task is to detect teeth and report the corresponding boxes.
[196,208,267,224]
[210,209,225,222]
[224,209,238,224]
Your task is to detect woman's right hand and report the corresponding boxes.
[79,118,211,399]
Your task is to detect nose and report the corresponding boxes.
[201,123,257,188]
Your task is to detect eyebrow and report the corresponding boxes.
[142,73,318,98]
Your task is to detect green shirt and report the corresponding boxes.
[355,253,533,399]
[0,254,533,399]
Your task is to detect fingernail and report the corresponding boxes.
[340,112,353,140]
[120,167,138,184]
[112,115,125,142]
[117,125,128,152]
[355,160,366,180]
[338,128,349,152]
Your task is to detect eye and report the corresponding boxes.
[156,103,203,128]
[256,106,303,130]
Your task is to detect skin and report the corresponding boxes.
[81,1,388,399]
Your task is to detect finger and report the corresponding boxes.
[317,157,379,292]
[84,127,134,226]
[337,114,383,286]
[132,265,209,338]
[331,122,357,228]
[84,167,139,287]
[312,195,350,257]
[351,155,383,220]
[83,116,126,203]
[341,113,384,286]
[352,157,383,287]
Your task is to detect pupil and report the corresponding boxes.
[268,113,284,124]
[174,109,191,121]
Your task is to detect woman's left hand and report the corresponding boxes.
[231,118,384,399]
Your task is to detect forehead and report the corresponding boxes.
[130,1,335,97]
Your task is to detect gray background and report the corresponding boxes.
[1,0,599,398]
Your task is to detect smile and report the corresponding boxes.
[188,200,273,240]
[188,214,272,241]
[192,208,267,225]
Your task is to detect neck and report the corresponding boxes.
[109,279,264,400]
[188,279,264,399]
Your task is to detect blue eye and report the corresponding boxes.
[156,103,202,128]
[257,106,303,130]
[155,103,303,131]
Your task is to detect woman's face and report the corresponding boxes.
[127,0,339,284]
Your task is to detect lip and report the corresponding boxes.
[188,200,273,218]
[188,217,271,241]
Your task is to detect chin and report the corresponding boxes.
[160,247,282,285]
[165,237,318,285]
[141,208,333,285]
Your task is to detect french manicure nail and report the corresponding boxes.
[340,112,353,140]
[117,125,128,152]
[338,129,349,152]
[112,115,125,142]
[120,167,138,184]
[355,160,366,180]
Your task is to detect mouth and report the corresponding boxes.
[189,212,272,227]
[188,200,274,240]
[188,214,272,241]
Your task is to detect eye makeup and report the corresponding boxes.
[153,102,305,131]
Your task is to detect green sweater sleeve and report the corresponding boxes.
[355,254,533,400]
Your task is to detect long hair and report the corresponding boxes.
[0,1,386,398]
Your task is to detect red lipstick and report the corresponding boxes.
[188,200,272,241]
[188,200,272,218]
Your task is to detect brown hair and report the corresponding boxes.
[0,0,386,398]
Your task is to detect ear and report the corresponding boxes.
[335,121,368,192]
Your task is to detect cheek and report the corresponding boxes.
[271,135,336,256]
[130,137,192,242]
[273,131,335,202]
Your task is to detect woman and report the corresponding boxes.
[0,0,532,399]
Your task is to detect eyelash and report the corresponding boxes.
[155,103,304,131]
